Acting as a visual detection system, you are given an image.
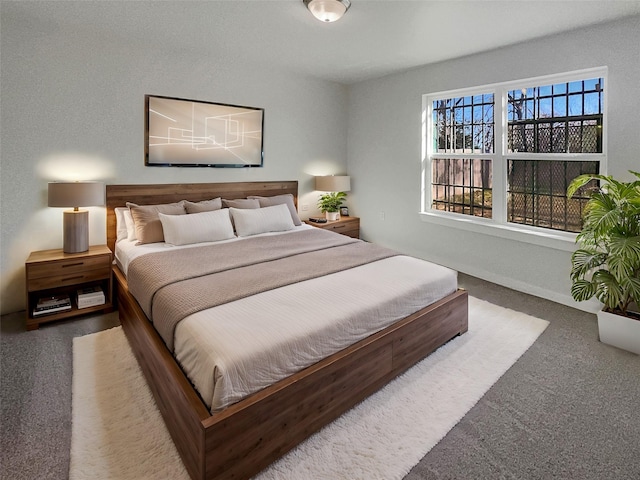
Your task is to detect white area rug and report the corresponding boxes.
[70,297,548,480]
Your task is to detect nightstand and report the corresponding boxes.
[305,216,360,239]
[25,245,113,330]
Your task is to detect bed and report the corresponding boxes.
[106,181,468,480]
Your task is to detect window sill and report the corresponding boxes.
[419,211,578,252]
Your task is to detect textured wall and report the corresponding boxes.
[0,8,348,314]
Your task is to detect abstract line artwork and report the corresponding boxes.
[145,95,264,167]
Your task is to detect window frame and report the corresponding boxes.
[420,67,607,251]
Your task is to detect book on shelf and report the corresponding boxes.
[33,295,71,316]
[77,286,104,299]
[77,286,105,309]
[77,296,105,309]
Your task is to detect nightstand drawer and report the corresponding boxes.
[324,221,358,233]
[324,218,359,237]
[305,216,360,239]
[27,266,111,291]
[336,228,359,238]
[26,255,110,280]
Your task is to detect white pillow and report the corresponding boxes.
[230,204,295,237]
[247,194,302,226]
[124,209,137,242]
[114,207,129,242]
[158,209,235,245]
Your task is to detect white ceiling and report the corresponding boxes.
[6,0,640,84]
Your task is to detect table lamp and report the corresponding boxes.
[48,182,104,253]
[315,175,351,220]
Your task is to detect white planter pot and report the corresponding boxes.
[597,310,640,355]
[326,211,339,221]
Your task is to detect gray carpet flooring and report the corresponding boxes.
[1,274,638,480]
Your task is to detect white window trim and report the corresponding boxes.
[420,66,608,251]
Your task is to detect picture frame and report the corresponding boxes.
[145,95,264,168]
[340,206,349,216]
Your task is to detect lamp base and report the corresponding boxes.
[63,210,89,253]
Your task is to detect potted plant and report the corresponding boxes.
[567,171,640,354]
[317,191,347,221]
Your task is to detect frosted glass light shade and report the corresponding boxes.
[304,0,351,23]
[315,175,351,192]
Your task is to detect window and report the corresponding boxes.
[423,68,606,236]
[431,95,494,218]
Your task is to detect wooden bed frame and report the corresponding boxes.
[106,181,469,480]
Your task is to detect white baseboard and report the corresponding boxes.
[458,265,600,314]
[399,247,601,314]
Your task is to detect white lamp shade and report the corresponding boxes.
[48,182,104,208]
[315,175,351,192]
[305,0,350,23]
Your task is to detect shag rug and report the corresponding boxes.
[70,297,549,480]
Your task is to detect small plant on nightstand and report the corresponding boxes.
[318,192,347,221]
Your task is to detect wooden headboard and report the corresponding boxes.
[106,181,298,253]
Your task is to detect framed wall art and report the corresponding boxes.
[145,95,264,167]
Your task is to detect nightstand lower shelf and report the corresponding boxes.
[27,291,113,330]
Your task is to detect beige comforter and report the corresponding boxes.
[127,229,397,351]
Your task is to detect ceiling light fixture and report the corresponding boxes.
[303,0,351,23]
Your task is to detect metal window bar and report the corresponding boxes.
[507,159,599,232]
[508,78,603,154]
[433,94,494,154]
[508,116,602,153]
[432,158,492,218]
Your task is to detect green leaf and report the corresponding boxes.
[607,254,634,282]
[570,248,606,280]
[622,276,640,305]
[567,173,605,199]
[592,270,625,310]
[571,279,596,302]
[609,234,640,266]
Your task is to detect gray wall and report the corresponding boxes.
[347,15,640,311]
[0,8,348,314]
